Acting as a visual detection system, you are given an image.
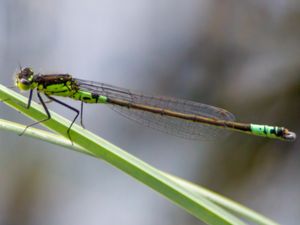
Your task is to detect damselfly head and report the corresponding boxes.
[15,67,35,91]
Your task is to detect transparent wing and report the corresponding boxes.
[76,79,235,140]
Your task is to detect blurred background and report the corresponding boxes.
[0,0,299,224]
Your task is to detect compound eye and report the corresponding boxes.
[18,67,34,79]
[24,67,33,75]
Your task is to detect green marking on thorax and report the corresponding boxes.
[250,124,280,139]
[37,81,76,97]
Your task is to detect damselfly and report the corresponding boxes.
[15,67,296,142]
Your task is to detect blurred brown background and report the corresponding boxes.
[0,1,299,225]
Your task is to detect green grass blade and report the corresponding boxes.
[0,118,93,156]
[0,84,260,225]
[162,173,280,225]
[0,118,280,225]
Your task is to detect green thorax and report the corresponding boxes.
[34,74,107,104]
[34,74,79,97]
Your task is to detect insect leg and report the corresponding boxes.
[26,89,33,108]
[45,95,80,143]
[80,101,85,128]
[20,92,51,136]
